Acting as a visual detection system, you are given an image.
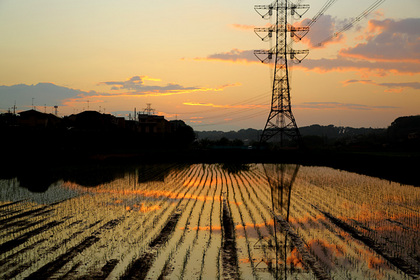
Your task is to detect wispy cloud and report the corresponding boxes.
[100,75,199,94]
[183,102,266,109]
[229,24,258,31]
[295,102,398,110]
[342,79,420,93]
[195,49,420,76]
[99,76,240,97]
[295,56,420,76]
[194,49,260,64]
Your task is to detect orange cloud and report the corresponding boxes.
[196,18,420,76]
[230,22,271,31]
[339,18,420,63]
[230,24,256,30]
[141,76,161,82]
[195,47,420,77]
[194,49,260,64]
[183,102,265,109]
[294,56,420,76]
[295,102,397,111]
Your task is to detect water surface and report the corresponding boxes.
[0,163,419,279]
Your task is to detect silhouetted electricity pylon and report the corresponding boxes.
[255,0,309,147]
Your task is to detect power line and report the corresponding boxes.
[295,0,338,39]
[193,102,268,121]
[166,90,271,116]
[193,109,268,128]
[313,0,386,47]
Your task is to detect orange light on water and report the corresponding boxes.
[139,204,161,213]
[286,248,304,268]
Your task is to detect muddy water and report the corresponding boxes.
[0,164,419,279]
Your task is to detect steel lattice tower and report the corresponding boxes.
[255,0,309,147]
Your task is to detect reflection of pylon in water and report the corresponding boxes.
[254,0,310,146]
[264,164,300,218]
[260,163,300,278]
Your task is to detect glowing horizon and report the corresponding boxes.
[1,0,419,131]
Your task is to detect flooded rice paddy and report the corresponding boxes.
[0,163,419,279]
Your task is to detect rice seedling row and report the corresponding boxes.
[119,165,208,278]
[1,164,419,279]
[81,165,194,277]
[163,165,212,279]
[113,164,203,279]
[2,165,189,278]
[156,164,213,279]
[290,169,418,279]
[232,172,278,280]
[183,165,218,280]
[225,171,258,280]
[198,165,221,280]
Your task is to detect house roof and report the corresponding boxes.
[18,109,61,120]
[19,109,46,117]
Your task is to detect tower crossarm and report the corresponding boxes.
[254,4,309,10]
[254,49,308,55]
[255,3,309,18]
[254,48,309,63]
[254,25,309,33]
[255,22,309,42]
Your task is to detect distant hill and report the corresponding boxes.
[196,128,261,143]
[196,125,386,143]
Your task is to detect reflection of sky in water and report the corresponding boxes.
[0,179,80,204]
[0,164,418,280]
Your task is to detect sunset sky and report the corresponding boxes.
[1,0,419,131]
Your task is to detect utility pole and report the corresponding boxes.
[144,103,155,115]
[255,0,309,147]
